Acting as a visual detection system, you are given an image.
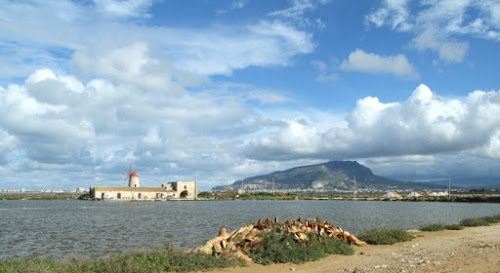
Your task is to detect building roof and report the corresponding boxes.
[130,172,138,177]
[92,186,173,192]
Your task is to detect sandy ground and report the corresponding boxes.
[203,224,500,273]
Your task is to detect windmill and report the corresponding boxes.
[123,163,140,188]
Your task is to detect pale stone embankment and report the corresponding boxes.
[202,223,500,273]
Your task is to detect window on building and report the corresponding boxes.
[184,185,187,190]
[117,193,121,199]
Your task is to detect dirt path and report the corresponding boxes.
[203,224,500,273]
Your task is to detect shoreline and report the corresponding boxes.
[202,223,500,273]
[2,193,500,203]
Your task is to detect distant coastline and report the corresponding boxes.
[2,190,500,203]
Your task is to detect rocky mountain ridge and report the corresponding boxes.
[212,161,445,191]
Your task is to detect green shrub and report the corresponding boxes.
[248,231,353,265]
[197,192,213,199]
[480,215,500,224]
[444,224,464,230]
[319,235,354,255]
[358,228,414,245]
[420,224,446,232]
[420,223,466,231]
[459,217,490,227]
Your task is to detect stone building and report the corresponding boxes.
[90,172,197,200]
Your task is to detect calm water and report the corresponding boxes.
[1,199,499,261]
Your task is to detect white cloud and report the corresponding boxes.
[268,0,330,28]
[311,59,339,82]
[141,127,162,148]
[72,42,183,93]
[0,1,315,83]
[0,130,18,165]
[2,67,500,188]
[171,20,314,75]
[246,90,290,104]
[365,0,411,31]
[411,25,469,63]
[93,0,155,18]
[0,66,259,188]
[367,0,500,63]
[246,84,500,162]
[340,49,418,78]
[216,0,249,15]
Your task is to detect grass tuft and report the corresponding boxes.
[420,223,465,231]
[459,217,490,227]
[420,224,446,232]
[0,246,242,273]
[444,224,464,230]
[480,215,500,224]
[357,228,414,245]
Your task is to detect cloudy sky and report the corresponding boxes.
[1,0,500,190]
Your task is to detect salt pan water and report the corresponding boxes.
[1,199,499,261]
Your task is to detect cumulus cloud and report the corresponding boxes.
[340,49,418,78]
[366,0,500,63]
[246,84,500,162]
[2,66,500,188]
[0,65,265,188]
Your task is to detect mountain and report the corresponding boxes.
[212,161,445,191]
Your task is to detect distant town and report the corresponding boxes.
[1,188,88,194]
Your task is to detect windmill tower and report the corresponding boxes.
[129,171,140,187]
[124,163,140,188]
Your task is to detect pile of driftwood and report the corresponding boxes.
[187,217,366,264]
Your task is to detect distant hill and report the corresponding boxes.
[212,161,445,191]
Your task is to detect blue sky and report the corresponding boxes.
[1,0,500,190]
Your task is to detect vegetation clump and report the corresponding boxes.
[459,217,491,227]
[0,245,242,273]
[420,224,446,232]
[443,224,465,230]
[358,228,414,245]
[188,218,363,265]
[419,223,465,231]
[248,230,353,264]
[481,214,500,224]
[459,214,500,227]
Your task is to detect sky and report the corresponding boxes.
[1,0,500,190]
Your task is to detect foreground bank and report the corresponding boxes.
[204,223,500,273]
